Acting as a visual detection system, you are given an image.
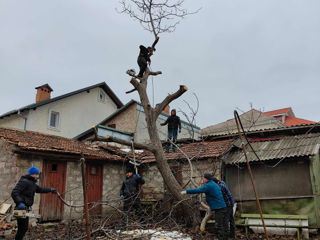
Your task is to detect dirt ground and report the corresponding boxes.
[2,221,320,240]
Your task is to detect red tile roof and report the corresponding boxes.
[0,127,123,161]
[284,116,317,126]
[140,139,233,163]
[264,107,292,116]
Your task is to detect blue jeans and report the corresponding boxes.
[166,129,178,152]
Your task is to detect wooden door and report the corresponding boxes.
[86,164,103,214]
[40,161,66,221]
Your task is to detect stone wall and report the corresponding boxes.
[141,158,222,200]
[141,165,164,200]
[102,163,125,214]
[63,161,84,219]
[0,140,43,214]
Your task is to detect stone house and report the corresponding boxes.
[0,127,126,221]
[0,82,123,138]
[75,100,201,144]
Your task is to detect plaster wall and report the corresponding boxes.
[0,87,118,138]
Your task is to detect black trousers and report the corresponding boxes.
[137,56,147,77]
[215,207,228,240]
[121,196,142,228]
[15,217,29,240]
[226,205,235,238]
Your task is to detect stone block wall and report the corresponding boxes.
[141,165,164,200]
[0,140,43,214]
[140,158,222,200]
[63,161,84,219]
[102,163,125,214]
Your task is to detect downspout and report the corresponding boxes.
[17,110,27,130]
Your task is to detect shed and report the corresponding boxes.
[224,133,320,228]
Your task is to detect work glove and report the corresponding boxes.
[120,195,124,200]
[17,203,26,210]
[136,173,142,179]
[178,128,181,133]
[51,188,57,194]
[180,190,187,195]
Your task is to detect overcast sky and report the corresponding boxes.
[1,0,319,128]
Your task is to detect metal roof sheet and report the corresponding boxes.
[224,133,320,165]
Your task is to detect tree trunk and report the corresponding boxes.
[131,74,200,226]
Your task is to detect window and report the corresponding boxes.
[51,163,58,172]
[90,166,98,175]
[98,89,106,102]
[49,111,60,129]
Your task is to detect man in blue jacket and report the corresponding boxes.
[213,177,235,239]
[11,166,57,240]
[182,173,228,240]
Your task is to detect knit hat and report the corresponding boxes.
[28,166,40,175]
[204,173,213,180]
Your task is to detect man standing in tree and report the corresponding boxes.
[213,177,235,239]
[181,173,228,240]
[120,169,145,225]
[160,109,181,152]
[11,166,57,240]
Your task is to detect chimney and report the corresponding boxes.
[163,105,170,115]
[35,84,53,103]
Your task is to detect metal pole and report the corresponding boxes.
[234,110,269,240]
[80,157,91,240]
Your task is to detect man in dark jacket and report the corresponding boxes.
[120,169,145,224]
[11,166,57,240]
[181,173,228,240]
[213,177,235,239]
[160,109,181,152]
[137,45,152,78]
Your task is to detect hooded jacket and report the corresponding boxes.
[120,174,145,198]
[11,175,51,207]
[161,115,181,131]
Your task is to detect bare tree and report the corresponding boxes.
[117,0,200,226]
[178,93,199,140]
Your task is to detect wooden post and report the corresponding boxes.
[234,110,269,240]
[80,157,91,240]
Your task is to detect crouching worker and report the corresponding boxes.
[11,166,57,240]
[120,169,145,226]
[181,173,228,240]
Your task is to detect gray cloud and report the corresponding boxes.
[0,0,319,128]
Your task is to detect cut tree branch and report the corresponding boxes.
[155,85,188,118]
[95,136,155,153]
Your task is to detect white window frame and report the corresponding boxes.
[98,89,106,103]
[48,110,60,130]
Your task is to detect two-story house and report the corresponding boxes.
[0,82,123,138]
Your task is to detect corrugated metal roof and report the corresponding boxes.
[224,133,320,165]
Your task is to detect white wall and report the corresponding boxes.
[0,87,118,138]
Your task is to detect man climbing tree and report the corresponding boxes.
[137,45,152,78]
